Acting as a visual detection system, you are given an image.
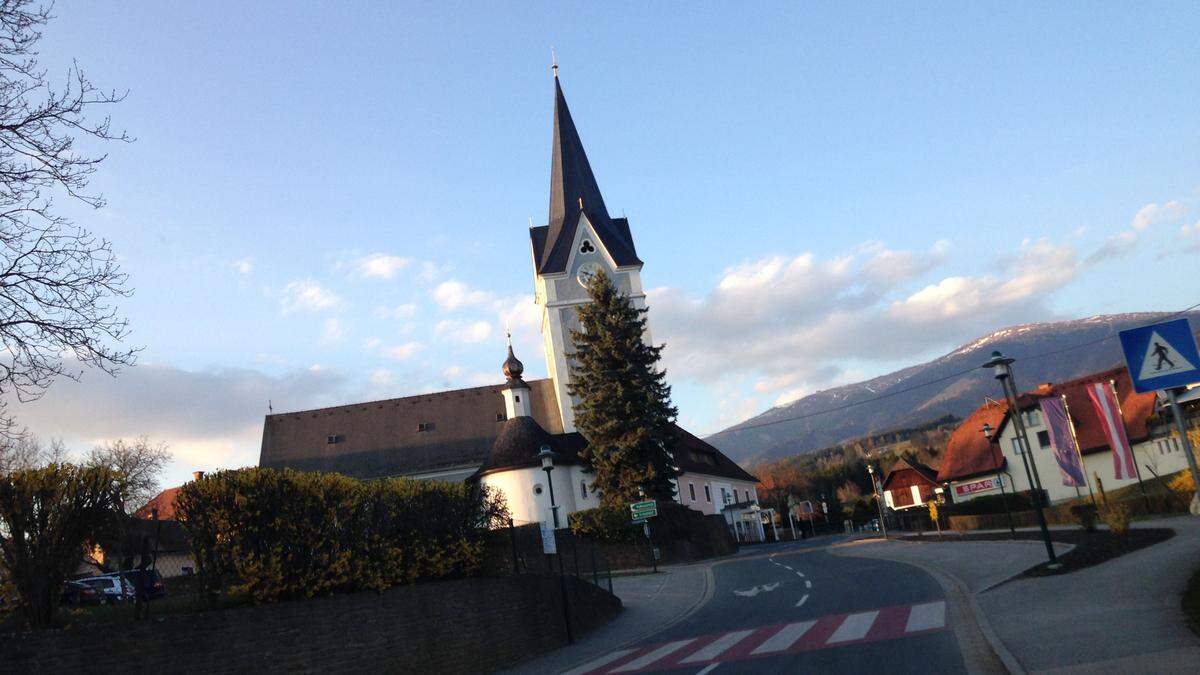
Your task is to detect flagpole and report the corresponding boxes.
[1061,394,1097,509]
[1110,379,1151,512]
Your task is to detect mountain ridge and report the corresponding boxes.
[707,312,1197,466]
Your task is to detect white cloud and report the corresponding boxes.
[232,258,254,275]
[1131,201,1186,231]
[369,369,394,386]
[1181,220,1200,237]
[435,319,493,344]
[319,317,347,345]
[354,253,413,280]
[648,236,1078,404]
[363,337,382,350]
[1085,230,1138,264]
[280,279,341,314]
[5,363,348,487]
[384,342,424,360]
[375,303,417,320]
[434,280,493,311]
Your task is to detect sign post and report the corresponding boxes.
[630,500,659,572]
[1119,318,1200,511]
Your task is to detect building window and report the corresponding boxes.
[533,484,544,496]
[1023,409,1043,428]
[1037,430,1051,449]
[720,487,729,505]
[1011,437,1025,455]
[688,483,696,501]
[417,422,434,432]
[514,395,521,403]
[496,412,505,422]
[704,484,711,502]
[580,481,588,500]
[326,434,343,444]
[688,450,718,466]
[579,239,595,254]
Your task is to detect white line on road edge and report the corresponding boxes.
[795,571,804,577]
[750,620,817,654]
[905,601,946,632]
[805,579,812,589]
[827,611,879,643]
[610,640,696,673]
[694,664,720,675]
[680,629,755,664]
[559,649,636,675]
[795,593,809,607]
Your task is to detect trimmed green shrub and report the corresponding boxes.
[1069,503,1098,532]
[0,464,124,628]
[174,468,507,603]
[570,504,636,542]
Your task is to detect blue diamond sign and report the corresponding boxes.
[1118,318,1200,393]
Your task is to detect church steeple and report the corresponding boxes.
[501,333,531,419]
[533,69,640,275]
[548,73,610,245]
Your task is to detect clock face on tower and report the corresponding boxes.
[576,262,602,288]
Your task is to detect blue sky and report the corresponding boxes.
[12,1,1200,487]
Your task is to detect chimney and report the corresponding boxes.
[192,470,205,481]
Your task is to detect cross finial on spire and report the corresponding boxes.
[551,47,558,78]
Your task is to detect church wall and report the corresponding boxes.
[482,464,596,526]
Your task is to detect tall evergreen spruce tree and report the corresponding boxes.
[568,270,678,507]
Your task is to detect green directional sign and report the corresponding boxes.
[630,500,658,521]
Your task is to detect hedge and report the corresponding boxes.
[174,468,507,603]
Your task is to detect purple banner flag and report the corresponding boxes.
[1040,396,1086,487]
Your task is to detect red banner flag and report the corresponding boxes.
[1086,381,1136,480]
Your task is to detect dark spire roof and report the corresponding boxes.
[531,73,641,275]
[473,417,586,478]
[501,335,528,389]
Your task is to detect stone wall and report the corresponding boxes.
[0,575,620,674]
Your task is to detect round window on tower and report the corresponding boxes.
[579,239,596,254]
[533,484,544,496]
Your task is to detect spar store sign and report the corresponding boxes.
[955,476,1003,497]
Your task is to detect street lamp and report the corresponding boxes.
[983,350,1058,565]
[538,444,560,529]
[866,461,888,538]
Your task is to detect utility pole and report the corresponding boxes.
[984,351,1059,567]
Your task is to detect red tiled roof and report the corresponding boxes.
[133,486,182,521]
[938,366,1158,483]
[1018,367,1156,455]
[937,399,1009,482]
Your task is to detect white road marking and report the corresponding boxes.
[734,582,780,597]
[694,664,720,675]
[795,593,809,607]
[680,629,756,663]
[805,579,812,589]
[560,649,635,675]
[782,565,793,570]
[905,601,946,632]
[795,571,805,577]
[827,611,879,643]
[610,640,696,673]
[750,620,817,654]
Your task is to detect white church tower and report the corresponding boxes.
[530,66,651,432]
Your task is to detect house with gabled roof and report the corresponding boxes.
[258,69,758,527]
[939,366,1186,504]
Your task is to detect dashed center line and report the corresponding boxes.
[795,593,809,607]
[805,579,812,589]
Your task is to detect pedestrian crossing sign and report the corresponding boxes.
[1119,318,1200,393]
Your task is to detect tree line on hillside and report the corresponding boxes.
[751,417,957,524]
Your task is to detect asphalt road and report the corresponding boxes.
[570,537,967,674]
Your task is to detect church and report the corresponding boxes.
[258,69,759,527]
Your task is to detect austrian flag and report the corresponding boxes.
[1086,382,1136,480]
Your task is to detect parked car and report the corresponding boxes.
[61,581,102,606]
[117,569,167,601]
[78,576,135,604]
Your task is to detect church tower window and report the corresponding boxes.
[579,239,595,254]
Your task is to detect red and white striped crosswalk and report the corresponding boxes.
[565,600,946,674]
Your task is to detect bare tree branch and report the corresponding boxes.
[0,1,136,424]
